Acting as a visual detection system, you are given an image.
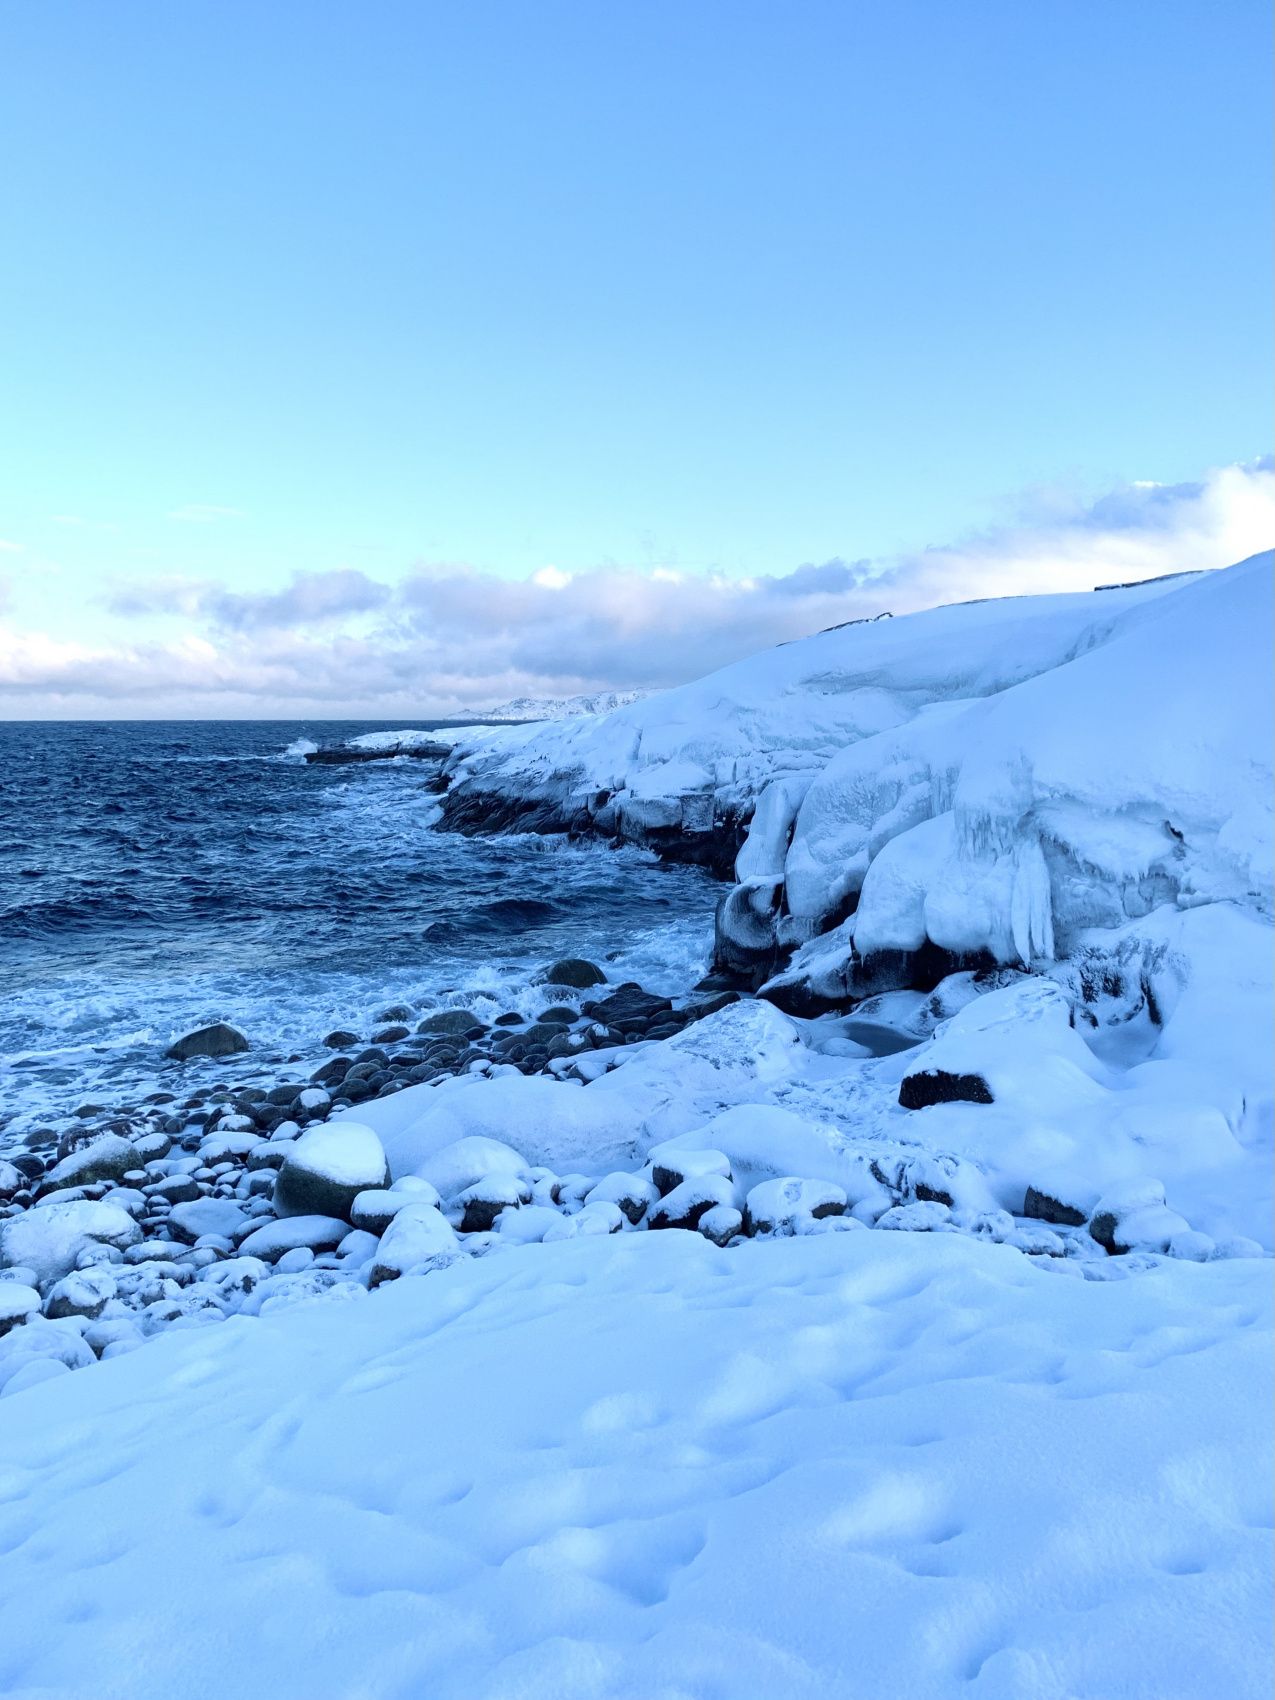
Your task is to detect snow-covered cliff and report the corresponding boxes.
[443,553,1273,1002]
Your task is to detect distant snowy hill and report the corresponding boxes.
[482,689,646,721]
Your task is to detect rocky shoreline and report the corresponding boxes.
[5,938,1225,1397]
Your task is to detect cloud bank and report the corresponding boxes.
[2,459,1271,718]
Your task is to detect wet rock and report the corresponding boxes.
[583,986,673,1026]
[372,1025,412,1044]
[375,1004,415,1024]
[165,1023,250,1061]
[311,1057,351,1088]
[323,1030,360,1050]
[539,958,607,989]
[416,1010,486,1039]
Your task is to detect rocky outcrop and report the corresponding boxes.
[438,783,748,880]
[304,741,451,765]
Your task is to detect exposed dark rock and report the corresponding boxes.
[416,1010,485,1039]
[304,740,450,765]
[166,1023,250,1062]
[322,1029,360,1049]
[898,1070,994,1109]
[1024,1185,1088,1228]
[539,958,607,989]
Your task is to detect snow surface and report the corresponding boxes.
[1,555,1270,1694]
[0,1229,1268,1699]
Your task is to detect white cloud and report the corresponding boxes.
[3,458,1271,718]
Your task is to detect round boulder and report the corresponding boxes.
[539,959,607,989]
[273,1121,390,1223]
[165,1023,250,1061]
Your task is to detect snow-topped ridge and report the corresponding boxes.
[482,689,646,722]
[444,554,1274,987]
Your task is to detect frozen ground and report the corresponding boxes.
[0,1229,1270,1700]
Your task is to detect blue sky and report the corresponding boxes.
[0,0,1270,715]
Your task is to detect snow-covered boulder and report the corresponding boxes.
[43,1135,138,1191]
[0,1200,141,1288]
[368,1204,460,1286]
[412,1136,530,1203]
[343,1073,641,1181]
[897,978,1105,1112]
[273,1122,390,1222]
[0,1284,40,1338]
[744,1177,847,1236]
[238,1216,350,1263]
[167,1198,249,1246]
[43,1267,117,1321]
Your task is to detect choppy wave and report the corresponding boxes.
[0,719,717,1144]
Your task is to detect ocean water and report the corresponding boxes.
[0,721,718,1147]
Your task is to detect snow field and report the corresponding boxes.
[0,1228,1268,1700]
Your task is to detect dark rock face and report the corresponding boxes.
[1024,1185,1088,1228]
[898,1070,994,1110]
[304,741,450,765]
[322,1030,360,1050]
[582,986,673,1026]
[439,785,748,880]
[166,1023,250,1062]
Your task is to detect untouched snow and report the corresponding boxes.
[0,1229,1269,1700]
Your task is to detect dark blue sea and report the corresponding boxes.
[0,722,717,1148]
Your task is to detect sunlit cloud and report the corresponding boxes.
[4,458,1271,718]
